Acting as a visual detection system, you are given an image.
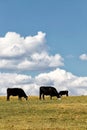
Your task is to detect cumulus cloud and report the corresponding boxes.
[79,54,87,60]
[0,31,87,97]
[18,53,64,70]
[0,68,87,96]
[0,32,64,71]
[0,73,33,95]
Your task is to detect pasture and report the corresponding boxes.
[0,96,87,130]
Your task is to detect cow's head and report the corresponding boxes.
[57,93,61,99]
[25,96,28,100]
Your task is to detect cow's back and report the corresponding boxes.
[40,86,52,95]
[7,88,21,96]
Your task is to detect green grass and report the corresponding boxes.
[0,96,87,130]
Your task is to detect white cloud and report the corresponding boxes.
[0,32,87,97]
[0,32,64,71]
[0,68,87,96]
[0,32,25,57]
[79,54,87,60]
[0,73,33,95]
[18,53,64,70]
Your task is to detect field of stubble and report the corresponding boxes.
[0,96,87,130]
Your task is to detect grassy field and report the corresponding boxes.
[0,96,87,130]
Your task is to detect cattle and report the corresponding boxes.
[7,88,28,101]
[39,86,60,100]
[59,90,68,97]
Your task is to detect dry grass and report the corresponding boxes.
[0,96,87,130]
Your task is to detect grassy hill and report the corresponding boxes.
[0,96,87,130]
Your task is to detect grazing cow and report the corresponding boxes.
[39,86,60,100]
[59,90,68,97]
[7,88,28,101]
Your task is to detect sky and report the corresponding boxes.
[0,0,87,96]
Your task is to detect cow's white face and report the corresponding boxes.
[58,98,61,100]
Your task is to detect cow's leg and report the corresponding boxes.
[60,94,62,97]
[7,95,10,101]
[66,93,68,96]
[18,96,22,100]
[43,94,45,100]
[50,96,52,100]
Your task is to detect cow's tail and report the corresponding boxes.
[39,87,42,100]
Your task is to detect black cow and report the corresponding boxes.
[59,90,68,97]
[7,88,28,101]
[39,86,60,100]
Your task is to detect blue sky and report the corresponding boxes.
[0,0,87,76]
[0,0,87,96]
